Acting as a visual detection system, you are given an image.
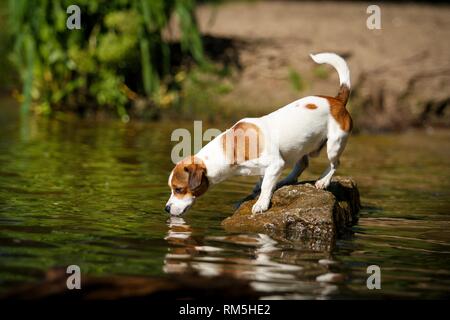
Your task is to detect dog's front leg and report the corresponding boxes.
[252,160,284,214]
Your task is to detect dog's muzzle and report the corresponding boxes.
[165,195,194,216]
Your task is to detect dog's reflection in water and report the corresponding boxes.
[163,217,343,298]
[163,217,196,274]
[163,216,225,276]
[163,217,301,279]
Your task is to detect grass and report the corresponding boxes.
[6,0,207,120]
[288,67,306,92]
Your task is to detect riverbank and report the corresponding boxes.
[186,1,450,131]
[1,1,449,132]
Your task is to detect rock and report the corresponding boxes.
[222,177,360,251]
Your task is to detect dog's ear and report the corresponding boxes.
[185,164,209,197]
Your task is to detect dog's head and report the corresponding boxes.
[165,156,209,216]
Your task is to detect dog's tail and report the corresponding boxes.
[310,52,350,105]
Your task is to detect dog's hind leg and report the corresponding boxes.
[315,132,348,190]
[276,155,309,189]
[252,177,263,194]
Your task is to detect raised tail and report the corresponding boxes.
[310,52,351,105]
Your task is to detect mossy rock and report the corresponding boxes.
[222,177,361,251]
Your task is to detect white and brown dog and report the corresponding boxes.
[166,52,352,216]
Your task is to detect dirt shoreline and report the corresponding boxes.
[194,1,450,131]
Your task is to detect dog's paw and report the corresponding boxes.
[315,179,330,190]
[252,201,269,214]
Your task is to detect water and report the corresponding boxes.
[0,101,449,299]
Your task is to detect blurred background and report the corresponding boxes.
[0,1,449,300]
[1,0,449,129]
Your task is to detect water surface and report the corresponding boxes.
[0,102,449,299]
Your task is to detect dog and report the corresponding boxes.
[166,52,352,216]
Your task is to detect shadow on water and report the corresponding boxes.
[0,99,449,299]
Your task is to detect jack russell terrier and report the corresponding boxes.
[166,52,352,216]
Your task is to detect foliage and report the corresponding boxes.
[0,2,14,91]
[288,67,305,93]
[313,65,330,80]
[8,0,205,121]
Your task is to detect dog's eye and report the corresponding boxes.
[174,188,184,194]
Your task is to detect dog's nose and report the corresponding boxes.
[165,204,171,213]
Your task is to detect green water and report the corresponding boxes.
[0,102,449,299]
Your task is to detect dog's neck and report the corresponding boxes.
[195,133,232,185]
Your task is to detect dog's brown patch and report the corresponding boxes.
[327,97,353,132]
[170,156,209,198]
[320,84,352,132]
[305,103,318,110]
[221,122,264,165]
[336,84,350,105]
